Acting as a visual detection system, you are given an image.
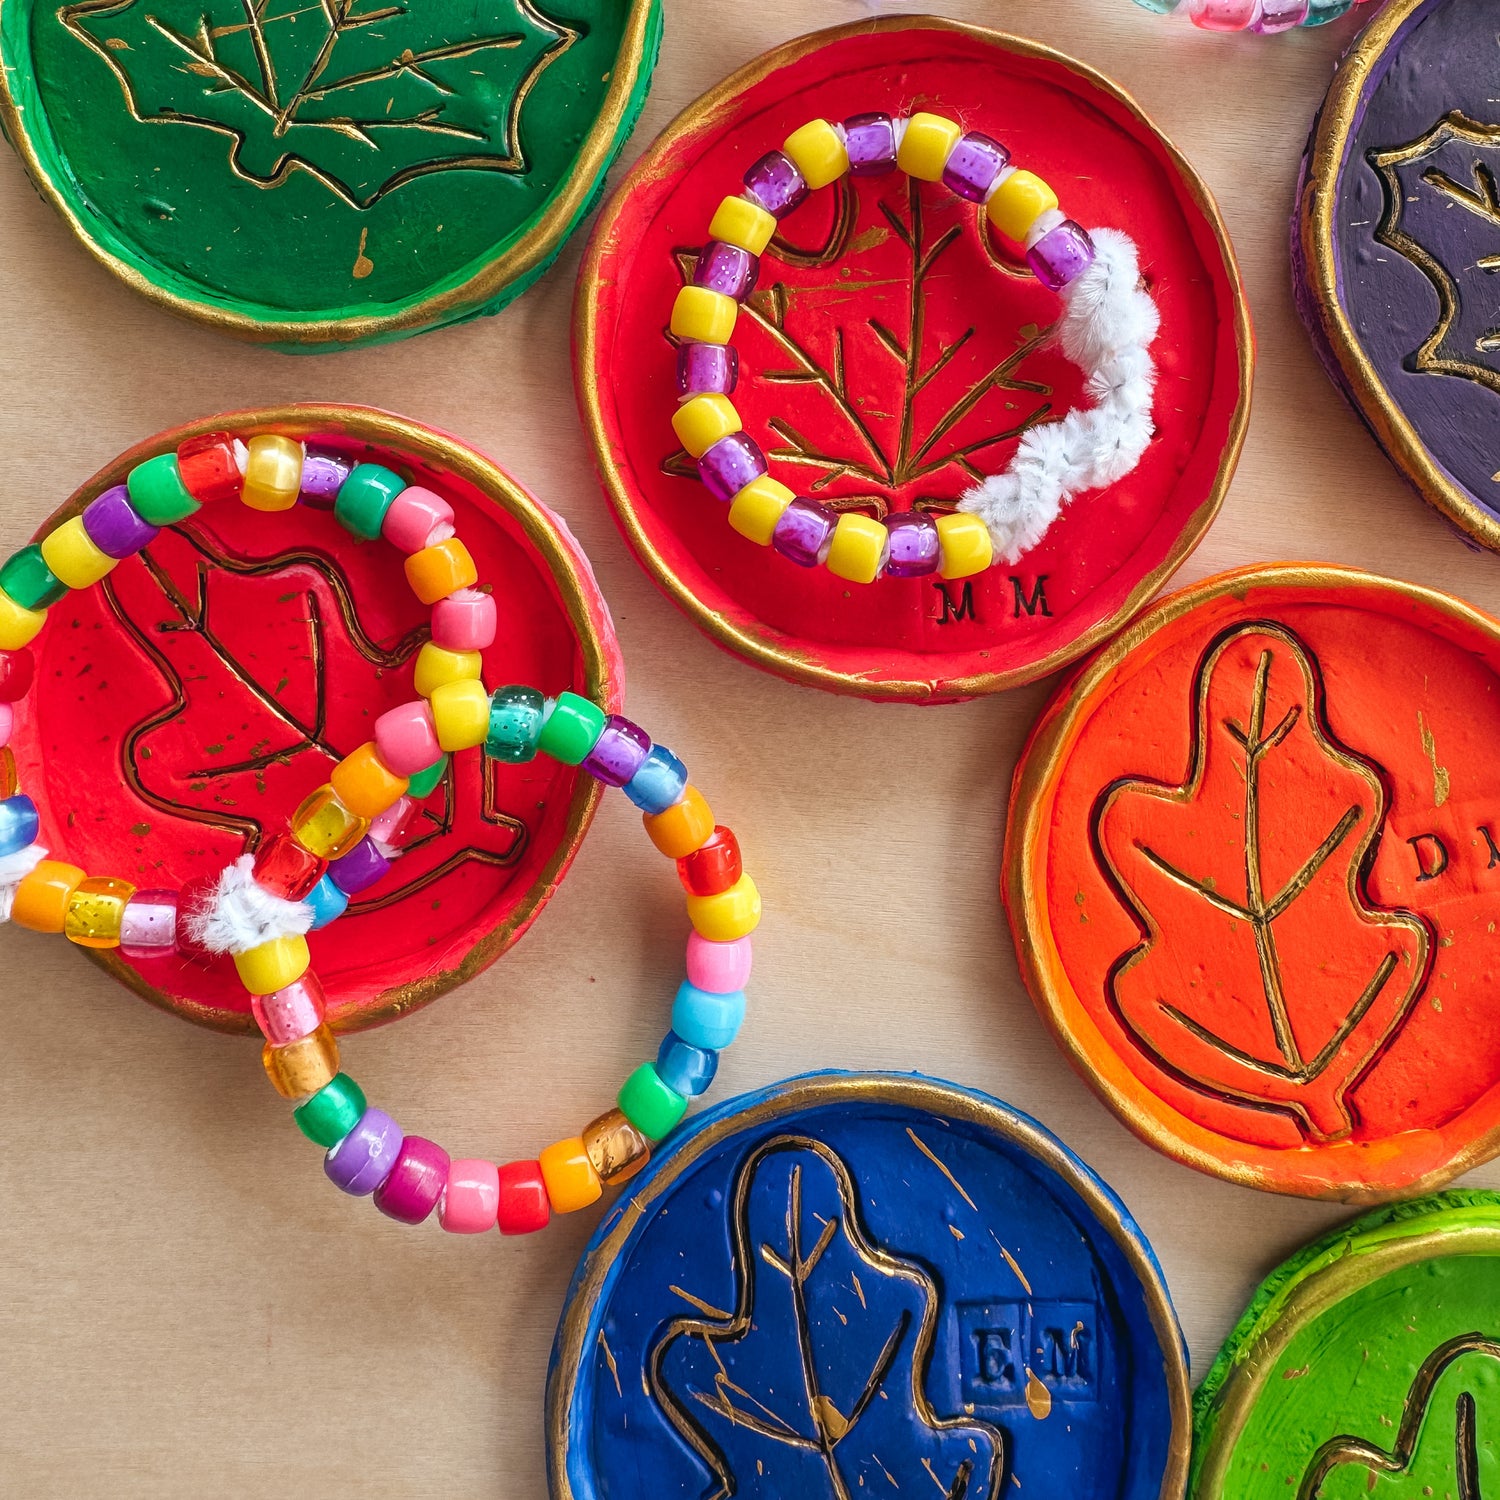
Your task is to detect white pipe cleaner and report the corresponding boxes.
[185,853,314,955]
[958,227,1160,565]
[0,843,48,922]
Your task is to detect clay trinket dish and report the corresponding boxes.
[577,16,1251,702]
[19,405,621,1032]
[548,1071,1190,1500]
[0,0,661,349]
[1008,563,1500,1202]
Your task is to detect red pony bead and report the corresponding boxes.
[0,649,34,703]
[177,432,243,505]
[252,832,328,901]
[495,1160,551,1235]
[678,826,743,897]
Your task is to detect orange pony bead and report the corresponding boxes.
[329,741,409,820]
[644,786,714,859]
[405,538,478,606]
[12,859,85,933]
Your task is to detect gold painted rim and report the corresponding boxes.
[574,13,1253,701]
[66,403,617,1034]
[1298,0,1500,550]
[545,1072,1193,1500]
[0,0,658,347]
[1005,561,1500,1202]
[1194,1209,1500,1496]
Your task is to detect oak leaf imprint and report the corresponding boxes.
[652,1135,1002,1499]
[1094,622,1432,1141]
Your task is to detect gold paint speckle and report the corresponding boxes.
[352,226,374,280]
[1024,1369,1052,1419]
[598,1330,622,1398]
[1418,711,1450,807]
[907,1127,977,1210]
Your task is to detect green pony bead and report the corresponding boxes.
[127,453,201,525]
[406,757,447,799]
[485,684,546,763]
[334,463,406,540]
[617,1063,688,1142]
[537,690,607,766]
[0,544,66,609]
[293,1073,367,1147]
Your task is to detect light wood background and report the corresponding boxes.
[0,1,1485,1494]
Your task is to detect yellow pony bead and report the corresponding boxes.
[291,784,369,860]
[241,434,304,512]
[0,587,45,650]
[935,513,994,579]
[40,516,117,590]
[708,194,776,256]
[412,641,483,699]
[644,785,714,859]
[64,875,136,948]
[727,476,796,545]
[987,170,1060,242]
[12,859,84,934]
[429,677,490,752]
[826,512,888,585]
[539,1137,603,1213]
[897,112,963,182]
[783,118,849,190]
[670,285,737,346]
[686,873,762,941]
[262,1024,339,1101]
[234,933,311,996]
[405,537,478,606]
[671,394,742,459]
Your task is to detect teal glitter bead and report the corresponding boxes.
[1302,0,1353,21]
[485,684,546,763]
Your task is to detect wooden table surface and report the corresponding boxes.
[2,1,1487,1494]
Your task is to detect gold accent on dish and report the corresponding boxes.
[1004,562,1500,1202]
[545,1073,1193,1500]
[1193,1210,1500,1498]
[574,14,1252,701]
[46,403,616,1035]
[0,0,657,347]
[1299,0,1500,551]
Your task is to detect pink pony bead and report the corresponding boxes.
[374,699,442,776]
[1188,0,1260,26]
[368,795,419,849]
[431,588,498,652]
[251,975,327,1045]
[438,1158,501,1233]
[0,702,14,749]
[381,486,455,554]
[686,932,753,994]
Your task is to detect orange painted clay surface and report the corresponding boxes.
[1006,565,1500,1200]
[577,17,1250,701]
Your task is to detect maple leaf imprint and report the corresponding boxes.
[1298,1334,1499,1500]
[61,0,579,207]
[664,176,1056,517]
[651,1135,1002,1500]
[1094,622,1433,1142]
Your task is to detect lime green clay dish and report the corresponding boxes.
[0,0,661,350]
[1193,1191,1500,1500]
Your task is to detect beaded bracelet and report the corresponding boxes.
[1137,0,1378,30]
[667,109,1161,577]
[0,433,761,1234]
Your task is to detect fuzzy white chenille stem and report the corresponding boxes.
[185,853,314,955]
[0,843,48,922]
[958,228,1160,565]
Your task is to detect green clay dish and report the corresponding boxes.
[1192,1190,1500,1500]
[0,0,661,351]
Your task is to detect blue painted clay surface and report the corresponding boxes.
[549,1071,1183,1500]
